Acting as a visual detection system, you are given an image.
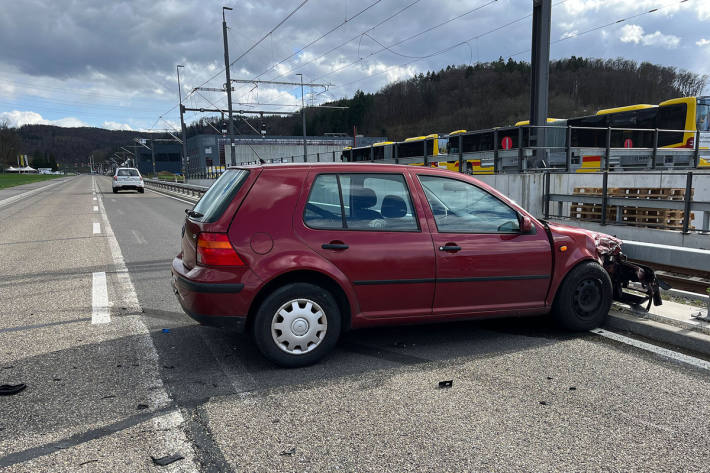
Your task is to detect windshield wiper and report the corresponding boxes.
[185,209,203,218]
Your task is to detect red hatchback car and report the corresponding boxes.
[171,164,662,367]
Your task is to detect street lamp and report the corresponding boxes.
[296,73,306,161]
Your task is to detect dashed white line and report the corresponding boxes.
[91,272,110,324]
[93,177,197,468]
[93,205,99,212]
[131,229,147,245]
[591,328,710,372]
[93,197,97,201]
[93,222,101,234]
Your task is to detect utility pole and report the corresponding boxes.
[296,73,307,161]
[529,0,551,168]
[177,65,189,177]
[222,6,235,166]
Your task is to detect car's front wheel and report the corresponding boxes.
[551,261,612,331]
[252,283,341,367]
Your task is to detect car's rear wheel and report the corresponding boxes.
[112,188,118,194]
[551,261,612,331]
[253,283,341,367]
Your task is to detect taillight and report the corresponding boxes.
[113,176,117,181]
[686,136,695,148]
[196,233,244,266]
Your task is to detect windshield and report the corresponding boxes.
[697,102,710,132]
[191,169,249,222]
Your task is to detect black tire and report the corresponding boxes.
[252,283,341,367]
[551,261,612,331]
[112,188,118,194]
[138,188,144,193]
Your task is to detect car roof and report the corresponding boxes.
[227,163,460,174]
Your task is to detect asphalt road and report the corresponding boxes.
[1,174,709,472]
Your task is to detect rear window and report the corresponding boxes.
[117,169,139,176]
[191,169,250,222]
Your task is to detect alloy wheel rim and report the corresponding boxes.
[271,298,327,355]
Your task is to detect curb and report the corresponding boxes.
[606,310,710,357]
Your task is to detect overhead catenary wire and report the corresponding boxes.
[150,0,310,131]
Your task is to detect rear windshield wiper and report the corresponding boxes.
[185,209,203,218]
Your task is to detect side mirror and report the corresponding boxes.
[520,215,533,234]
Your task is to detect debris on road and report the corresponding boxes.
[151,454,184,466]
[569,386,577,391]
[161,328,170,333]
[0,383,27,396]
[438,380,453,389]
[280,447,296,456]
[539,401,548,406]
[79,459,98,466]
[136,403,149,410]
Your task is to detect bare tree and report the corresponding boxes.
[0,121,22,168]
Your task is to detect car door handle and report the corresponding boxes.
[439,245,461,252]
[322,243,349,250]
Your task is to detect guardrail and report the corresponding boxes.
[144,178,208,199]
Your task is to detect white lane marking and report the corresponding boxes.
[0,178,68,209]
[93,205,99,212]
[93,197,97,201]
[145,187,198,205]
[93,222,101,234]
[93,177,198,469]
[591,328,710,372]
[91,272,110,324]
[131,229,147,245]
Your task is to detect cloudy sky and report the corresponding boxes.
[0,0,708,132]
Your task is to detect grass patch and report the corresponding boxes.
[0,174,63,190]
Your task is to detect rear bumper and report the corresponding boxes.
[170,257,253,333]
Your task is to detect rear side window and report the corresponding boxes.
[191,169,249,222]
[117,169,139,176]
[304,173,418,232]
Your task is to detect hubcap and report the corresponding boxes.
[271,298,327,355]
[573,278,602,318]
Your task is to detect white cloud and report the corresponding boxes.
[102,120,133,130]
[697,38,710,47]
[619,24,680,49]
[560,30,579,40]
[0,110,88,127]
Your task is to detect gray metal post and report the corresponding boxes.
[458,135,463,173]
[297,73,307,161]
[601,171,608,226]
[493,129,499,173]
[517,127,524,172]
[394,142,399,164]
[693,129,700,168]
[544,172,550,219]
[177,65,188,177]
[529,0,551,163]
[370,146,374,162]
[565,125,572,171]
[605,125,611,171]
[333,150,336,162]
[222,7,235,165]
[150,140,158,177]
[316,152,320,162]
[651,128,658,169]
[683,172,693,233]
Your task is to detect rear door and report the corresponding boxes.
[295,171,436,319]
[413,173,552,315]
[117,168,141,186]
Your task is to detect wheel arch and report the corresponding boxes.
[246,269,353,333]
[547,256,601,306]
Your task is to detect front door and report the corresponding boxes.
[295,171,435,319]
[414,173,552,315]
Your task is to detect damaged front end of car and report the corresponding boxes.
[595,234,670,311]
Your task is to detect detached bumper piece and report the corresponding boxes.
[605,255,669,311]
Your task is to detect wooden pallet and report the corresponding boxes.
[570,186,695,230]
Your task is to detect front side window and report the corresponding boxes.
[304,173,418,232]
[418,175,520,233]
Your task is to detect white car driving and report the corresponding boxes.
[112,168,144,193]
